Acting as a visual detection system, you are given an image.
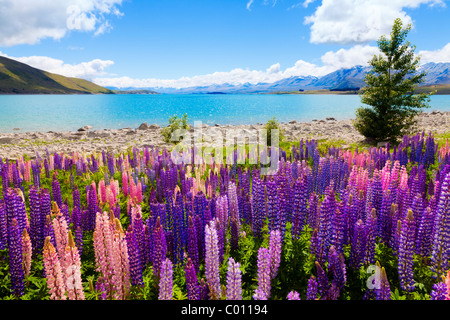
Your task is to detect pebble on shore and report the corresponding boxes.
[0,111,449,160]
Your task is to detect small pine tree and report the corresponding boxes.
[353,18,432,144]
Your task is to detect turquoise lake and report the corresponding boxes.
[0,94,449,133]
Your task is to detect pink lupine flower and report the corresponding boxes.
[22,228,32,277]
[51,203,69,264]
[93,211,116,298]
[122,171,129,198]
[111,218,130,300]
[158,258,173,300]
[64,231,85,300]
[43,237,66,300]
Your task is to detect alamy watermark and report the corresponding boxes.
[168,121,280,175]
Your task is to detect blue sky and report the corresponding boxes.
[0,0,449,88]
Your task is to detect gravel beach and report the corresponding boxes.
[0,111,449,160]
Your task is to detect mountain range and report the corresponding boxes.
[108,62,450,94]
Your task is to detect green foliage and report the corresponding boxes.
[161,113,189,144]
[353,18,432,144]
[263,116,285,146]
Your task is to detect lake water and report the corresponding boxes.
[0,94,449,133]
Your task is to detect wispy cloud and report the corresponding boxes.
[246,0,254,10]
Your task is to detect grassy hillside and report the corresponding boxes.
[0,56,113,94]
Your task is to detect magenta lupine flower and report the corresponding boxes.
[205,220,221,300]
[22,228,32,278]
[287,290,301,300]
[254,247,271,300]
[64,231,85,300]
[269,229,281,279]
[43,237,66,300]
[158,258,173,300]
[306,275,319,300]
[398,210,416,292]
[185,257,200,300]
[226,257,242,300]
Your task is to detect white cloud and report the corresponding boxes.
[0,0,123,46]
[418,43,450,64]
[304,0,445,44]
[93,58,338,89]
[0,52,114,80]
[321,45,380,69]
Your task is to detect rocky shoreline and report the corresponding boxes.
[0,111,449,160]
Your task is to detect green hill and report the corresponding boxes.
[0,56,113,94]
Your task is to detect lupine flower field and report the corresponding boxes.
[1,132,450,300]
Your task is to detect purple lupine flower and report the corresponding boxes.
[74,226,83,257]
[185,257,200,300]
[187,215,199,274]
[430,282,448,300]
[8,218,24,297]
[310,228,319,257]
[431,172,450,278]
[315,261,330,300]
[251,176,265,238]
[266,179,279,233]
[199,278,210,300]
[378,189,392,244]
[254,247,271,300]
[306,275,319,300]
[307,192,319,230]
[51,174,62,209]
[228,183,240,251]
[350,219,366,269]
[328,246,346,294]
[287,291,301,300]
[0,201,7,250]
[415,206,434,257]
[398,210,416,292]
[28,185,42,254]
[226,257,242,300]
[152,216,167,279]
[291,177,308,240]
[158,258,173,300]
[126,226,143,287]
[205,220,220,300]
[269,229,282,279]
[365,208,377,265]
[376,267,391,300]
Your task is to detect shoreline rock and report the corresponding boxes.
[0,111,448,160]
